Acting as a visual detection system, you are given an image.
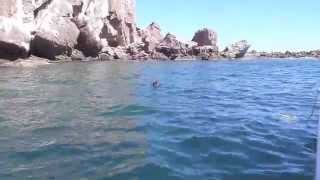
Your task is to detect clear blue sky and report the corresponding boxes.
[136,0,320,51]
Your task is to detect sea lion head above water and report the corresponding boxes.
[152,80,160,88]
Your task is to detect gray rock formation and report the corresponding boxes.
[108,0,139,46]
[77,24,103,57]
[0,0,19,18]
[221,40,250,58]
[192,28,217,46]
[156,33,188,60]
[0,0,140,60]
[0,17,31,60]
[246,49,320,59]
[72,0,110,56]
[71,0,139,56]
[0,0,33,59]
[0,0,256,62]
[142,22,163,52]
[193,45,219,60]
[31,0,79,60]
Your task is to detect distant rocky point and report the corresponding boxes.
[246,50,320,59]
[0,0,318,65]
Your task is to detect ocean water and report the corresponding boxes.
[0,59,319,180]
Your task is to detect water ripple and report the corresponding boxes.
[0,59,318,179]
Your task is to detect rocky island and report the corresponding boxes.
[0,0,319,66]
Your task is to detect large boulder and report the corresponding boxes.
[221,40,251,58]
[0,17,31,60]
[31,0,80,60]
[192,28,217,46]
[77,22,103,57]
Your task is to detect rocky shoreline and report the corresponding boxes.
[0,0,319,66]
[246,50,320,59]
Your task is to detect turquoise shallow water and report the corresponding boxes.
[0,59,319,180]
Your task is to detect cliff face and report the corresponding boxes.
[108,0,138,45]
[0,0,31,59]
[0,0,250,61]
[0,0,139,60]
[0,0,18,18]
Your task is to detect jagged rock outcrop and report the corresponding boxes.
[72,0,110,56]
[0,0,140,60]
[107,0,139,46]
[156,33,189,60]
[192,28,217,46]
[72,0,139,56]
[192,46,219,60]
[0,0,255,62]
[221,40,250,58]
[191,28,219,60]
[141,22,163,52]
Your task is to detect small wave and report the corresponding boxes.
[105,163,182,180]
[178,135,244,153]
[10,144,88,162]
[98,104,157,117]
[31,125,69,135]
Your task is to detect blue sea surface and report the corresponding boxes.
[0,59,319,180]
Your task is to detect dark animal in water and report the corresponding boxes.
[152,80,160,88]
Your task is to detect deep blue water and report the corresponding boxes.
[0,59,319,180]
